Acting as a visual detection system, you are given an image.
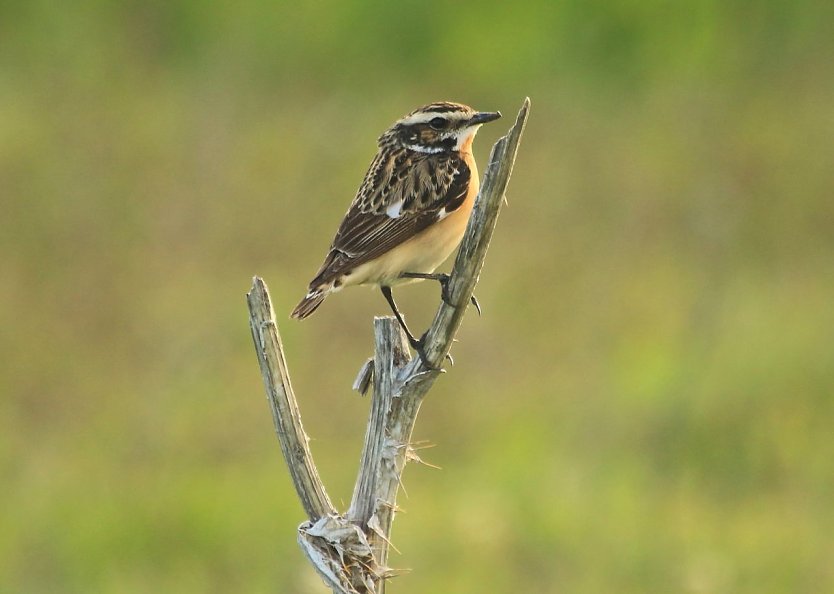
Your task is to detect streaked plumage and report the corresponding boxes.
[291,101,500,346]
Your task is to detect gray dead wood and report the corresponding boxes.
[247,97,529,594]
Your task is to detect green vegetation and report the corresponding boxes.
[2,1,832,592]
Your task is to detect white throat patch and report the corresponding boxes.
[453,125,481,150]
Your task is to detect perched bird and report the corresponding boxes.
[291,101,501,360]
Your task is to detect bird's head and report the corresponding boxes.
[380,101,501,154]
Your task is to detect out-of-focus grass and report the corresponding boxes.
[2,1,833,592]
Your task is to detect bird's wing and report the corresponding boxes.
[309,149,471,286]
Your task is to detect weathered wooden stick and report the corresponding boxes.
[247,97,530,594]
[347,318,411,527]
[246,278,335,522]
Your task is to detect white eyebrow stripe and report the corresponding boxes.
[399,113,436,126]
[398,111,469,126]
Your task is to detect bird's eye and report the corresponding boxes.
[429,117,448,130]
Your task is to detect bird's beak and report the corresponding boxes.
[467,111,502,126]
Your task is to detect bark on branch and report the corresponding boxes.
[247,97,529,594]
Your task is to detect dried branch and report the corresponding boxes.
[247,97,530,594]
[415,96,531,371]
[247,279,336,521]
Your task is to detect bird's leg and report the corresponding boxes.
[400,272,453,305]
[380,286,435,368]
[380,286,419,345]
[399,271,482,316]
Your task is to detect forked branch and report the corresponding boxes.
[247,98,529,594]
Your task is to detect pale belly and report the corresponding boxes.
[348,213,469,286]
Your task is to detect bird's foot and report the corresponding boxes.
[435,273,454,306]
[408,332,453,370]
[400,271,482,314]
[439,274,482,316]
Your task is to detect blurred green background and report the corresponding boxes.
[2,0,833,592]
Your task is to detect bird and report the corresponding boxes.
[291,101,501,363]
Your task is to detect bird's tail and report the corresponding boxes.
[290,287,329,319]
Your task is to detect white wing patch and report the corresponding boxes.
[386,200,404,218]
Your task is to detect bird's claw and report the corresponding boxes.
[436,274,454,307]
[408,335,435,370]
[400,271,480,314]
[439,274,480,315]
[408,333,453,370]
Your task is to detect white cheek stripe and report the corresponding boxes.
[405,143,444,154]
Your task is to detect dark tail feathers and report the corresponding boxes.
[290,288,328,319]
